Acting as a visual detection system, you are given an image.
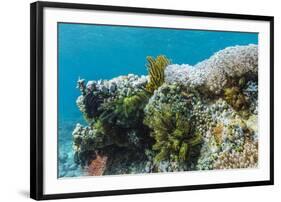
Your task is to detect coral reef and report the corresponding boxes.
[68,44,259,177]
[72,73,154,171]
[195,98,258,170]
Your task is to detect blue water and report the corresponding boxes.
[58,22,258,177]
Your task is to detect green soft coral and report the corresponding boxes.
[145,55,170,93]
[99,91,150,126]
[123,91,150,118]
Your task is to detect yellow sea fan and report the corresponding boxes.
[145,55,170,93]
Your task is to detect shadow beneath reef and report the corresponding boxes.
[18,190,29,198]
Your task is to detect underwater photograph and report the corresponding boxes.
[58,23,258,178]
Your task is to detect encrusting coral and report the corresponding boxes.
[70,44,259,176]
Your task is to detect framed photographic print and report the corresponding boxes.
[30,1,274,200]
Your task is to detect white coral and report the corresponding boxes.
[165,44,258,94]
[86,74,148,95]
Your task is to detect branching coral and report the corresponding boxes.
[145,55,170,93]
[164,44,258,95]
[213,141,258,169]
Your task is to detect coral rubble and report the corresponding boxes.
[69,44,259,177]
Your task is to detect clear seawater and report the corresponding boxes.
[58,23,258,177]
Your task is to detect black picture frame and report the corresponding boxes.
[30,1,274,200]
